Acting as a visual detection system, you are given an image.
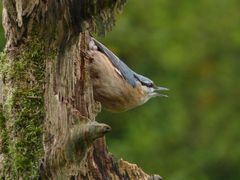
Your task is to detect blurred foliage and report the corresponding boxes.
[1,0,240,179]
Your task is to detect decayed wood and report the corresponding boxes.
[0,0,162,179]
[43,33,112,178]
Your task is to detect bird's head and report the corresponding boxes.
[141,83,169,102]
[134,73,168,103]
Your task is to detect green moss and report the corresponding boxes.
[0,106,9,154]
[0,37,56,178]
[0,52,8,78]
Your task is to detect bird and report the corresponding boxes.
[88,37,168,112]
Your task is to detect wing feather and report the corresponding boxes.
[92,37,155,88]
[92,37,137,87]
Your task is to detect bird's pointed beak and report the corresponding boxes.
[153,86,169,97]
[155,86,169,91]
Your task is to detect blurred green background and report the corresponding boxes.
[1,0,240,179]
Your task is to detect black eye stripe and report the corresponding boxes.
[141,82,154,88]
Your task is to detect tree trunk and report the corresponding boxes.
[0,0,161,179]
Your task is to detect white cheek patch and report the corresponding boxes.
[150,87,155,93]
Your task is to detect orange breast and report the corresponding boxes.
[89,50,145,112]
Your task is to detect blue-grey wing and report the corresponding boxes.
[92,37,137,87]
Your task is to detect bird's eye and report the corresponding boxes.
[141,82,154,88]
[147,83,154,88]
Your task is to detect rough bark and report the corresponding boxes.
[0,0,162,179]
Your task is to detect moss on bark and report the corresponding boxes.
[0,36,56,178]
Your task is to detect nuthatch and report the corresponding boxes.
[88,37,168,112]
